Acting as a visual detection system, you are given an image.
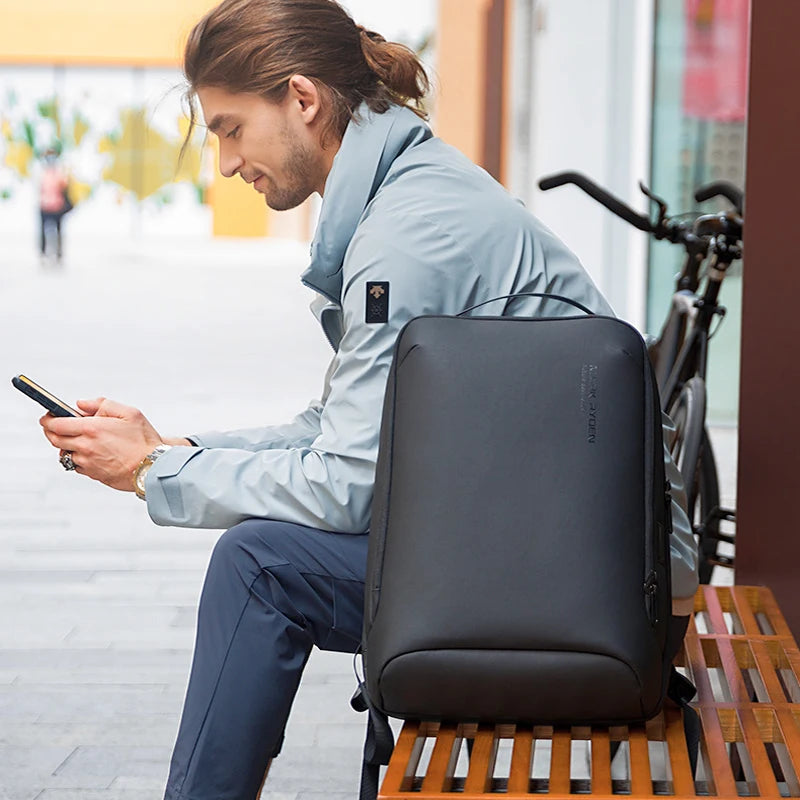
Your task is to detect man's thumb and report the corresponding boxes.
[76,397,104,416]
[77,397,131,418]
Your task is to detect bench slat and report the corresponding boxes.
[740,705,783,797]
[664,705,697,797]
[628,727,651,796]
[462,725,497,794]
[507,725,533,793]
[547,729,571,795]
[420,722,460,794]
[590,729,612,796]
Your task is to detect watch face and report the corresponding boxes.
[134,458,153,496]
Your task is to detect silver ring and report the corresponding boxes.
[60,452,76,471]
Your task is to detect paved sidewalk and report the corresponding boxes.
[1,235,380,799]
[0,233,737,799]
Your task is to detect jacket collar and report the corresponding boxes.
[301,103,432,304]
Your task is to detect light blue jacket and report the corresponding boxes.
[145,104,698,604]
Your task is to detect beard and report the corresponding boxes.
[261,131,318,212]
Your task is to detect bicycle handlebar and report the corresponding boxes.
[694,181,744,214]
[538,171,654,233]
[694,212,744,240]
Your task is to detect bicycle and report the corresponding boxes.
[537,172,743,583]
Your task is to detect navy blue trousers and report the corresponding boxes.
[164,519,369,800]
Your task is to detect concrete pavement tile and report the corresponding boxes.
[256,793,297,800]
[295,794,357,800]
[0,720,179,748]
[168,608,196,629]
[0,786,40,800]
[9,668,189,686]
[52,745,171,780]
[311,722,370,749]
[0,649,190,670]
[0,745,76,773]
[108,776,167,790]
[0,685,181,721]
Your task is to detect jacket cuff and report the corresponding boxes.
[144,445,202,526]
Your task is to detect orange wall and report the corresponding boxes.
[437,0,491,166]
[436,0,511,184]
[0,0,217,65]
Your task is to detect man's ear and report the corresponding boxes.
[286,74,321,125]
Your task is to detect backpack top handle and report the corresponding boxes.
[457,291,595,318]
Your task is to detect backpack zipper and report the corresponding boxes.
[644,570,659,626]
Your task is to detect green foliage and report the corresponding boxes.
[21,120,36,150]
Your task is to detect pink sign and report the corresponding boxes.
[682,0,749,122]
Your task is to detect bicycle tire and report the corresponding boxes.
[667,379,727,584]
[667,377,706,503]
[695,432,722,585]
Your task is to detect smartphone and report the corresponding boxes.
[12,374,82,418]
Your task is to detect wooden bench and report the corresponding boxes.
[378,586,800,799]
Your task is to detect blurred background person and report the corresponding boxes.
[38,146,71,263]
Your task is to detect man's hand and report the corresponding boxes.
[40,398,164,492]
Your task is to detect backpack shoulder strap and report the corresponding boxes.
[352,682,395,800]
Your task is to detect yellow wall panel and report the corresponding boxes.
[0,0,218,65]
[210,143,269,238]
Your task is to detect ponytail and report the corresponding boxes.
[357,26,429,117]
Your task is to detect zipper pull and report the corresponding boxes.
[644,570,659,626]
[664,479,674,535]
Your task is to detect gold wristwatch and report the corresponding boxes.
[133,444,172,500]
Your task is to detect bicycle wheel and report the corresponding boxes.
[667,377,706,504]
[695,433,722,585]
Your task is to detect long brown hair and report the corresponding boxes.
[182,0,430,152]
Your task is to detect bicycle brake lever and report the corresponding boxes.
[638,182,669,225]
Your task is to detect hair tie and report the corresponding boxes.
[356,24,384,44]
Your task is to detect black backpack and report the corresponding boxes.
[352,296,690,799]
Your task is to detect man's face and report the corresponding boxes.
[197,86,322,211]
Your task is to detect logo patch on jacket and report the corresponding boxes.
[366,282,389,323]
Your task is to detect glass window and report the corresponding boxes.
[649,0,748,424]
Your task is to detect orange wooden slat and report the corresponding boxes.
[738,706,782,797]
[684,631,717,706]
[420,722,460,794]
[703,586,733,635]
[775,707,800,795]
[590,729,612,796]
[759,586,794,638]
[664,705,697,797]
[698,707,739,797]
[731,585,765,637]
[380,721,425,796]
[548,729,572,796]
[628,727,652,796]
[750,639,791,706]
[716,636,756,705]
[507,725,533,794]
[462,725,498,794]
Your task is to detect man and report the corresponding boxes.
[41,1,699,797]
